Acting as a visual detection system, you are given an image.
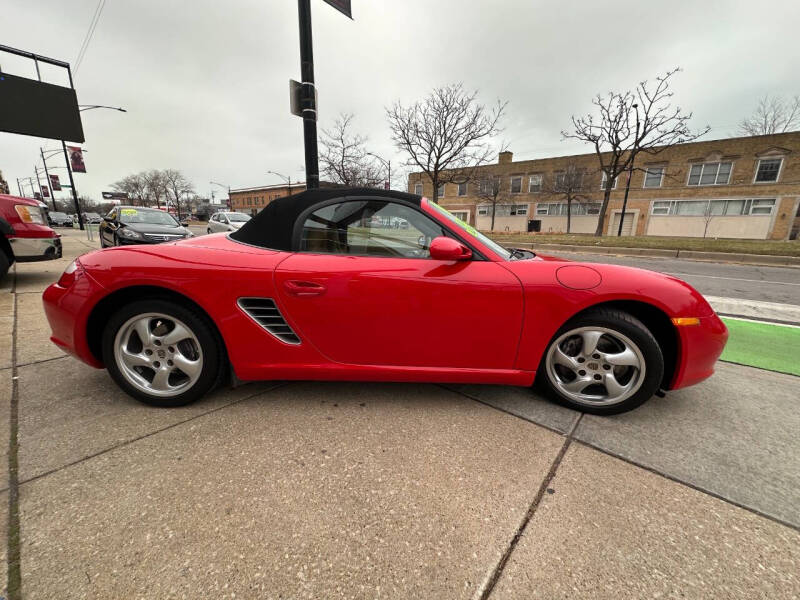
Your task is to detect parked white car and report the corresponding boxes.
[206,211,251,233]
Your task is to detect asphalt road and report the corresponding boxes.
[544,251,800,305]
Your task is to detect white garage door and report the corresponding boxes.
[610,211,636,236]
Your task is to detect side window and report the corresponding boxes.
[300,200,446,258]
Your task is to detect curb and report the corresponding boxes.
[505,242,800,267]
[705,296,800,325]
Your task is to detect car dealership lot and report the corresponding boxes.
[1,229,798,598]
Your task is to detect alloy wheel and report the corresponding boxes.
[113,312,203,398]
[545,326,646,407]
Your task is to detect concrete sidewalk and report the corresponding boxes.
[1,231,798,598]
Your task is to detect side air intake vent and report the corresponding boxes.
[237,297,301,345]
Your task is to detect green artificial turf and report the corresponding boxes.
[720,318,800,376]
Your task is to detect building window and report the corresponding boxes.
[510,176,522,194]
[555,171,583,190]
[457,182,467,196]
[687,162,732,186]
[600,172,618,190]
[754,158,782,183]
[451,210,469,222]
[414,183,423,196]
[529,174,542,192]
[535,202,601,216]
[643,167,664,188]
[477,204,528,217]
[437,183,445,197]
[650,198,776,216]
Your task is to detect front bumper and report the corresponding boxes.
[10,235,62,262]
[670,312,729,389]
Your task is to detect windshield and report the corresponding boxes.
[427,201,512,260]
[226,213,250,222]
[119,208,179,226]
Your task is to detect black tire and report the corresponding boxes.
[207,228,212,235]
[536,308,664,415]
[0,249,10,280]
[101,299,225,407]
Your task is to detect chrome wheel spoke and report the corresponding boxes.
[172,353,201,378]
[150,368,172,391]
[120,348,150,369]
[580,330,603,356]
[553,347,580,371]
[160,322,192,346]
[562,376,593,394]
[603,371,629,398]
[601,347,640,367]
[133,318,153,346]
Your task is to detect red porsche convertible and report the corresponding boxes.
[43,188,727,414]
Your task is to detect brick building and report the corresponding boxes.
[408,132,800,240]
[230,182,307,216]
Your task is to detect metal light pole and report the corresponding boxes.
[297,0,319,189]
[16,179,23,196]
[33,166,45,201]
[618,103,640,237]
[366,152,391,189]
[40,148,57,210]
[210,181,231,209]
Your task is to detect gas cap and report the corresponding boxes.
[556,265,602,290]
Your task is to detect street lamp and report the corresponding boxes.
[210,181,231,209]
[44,104,127,229]
[79,105,127,113]
[366,152,392,190]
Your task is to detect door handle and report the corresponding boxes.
[284,280,326,297]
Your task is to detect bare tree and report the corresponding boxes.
[142,170,168,208]
[739,94,800,136]
[111,173,149,206]
[541,164,591,234]
[319,113,384,187]
[387,83,506,203]
[564,68,709,236]
[473,175,509,231]
[163,169,195,219]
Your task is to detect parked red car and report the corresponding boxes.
[42,188,727,414]
[1,194,62,278]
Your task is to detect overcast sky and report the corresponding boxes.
[2,0,799,204]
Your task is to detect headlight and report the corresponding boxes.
[118,227,143,239]
[15,204,46,224]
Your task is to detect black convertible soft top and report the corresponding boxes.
[229,187,422,250]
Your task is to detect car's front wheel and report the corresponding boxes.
[102,299,224,407]
[538,308,664,415]
[207,228,212,235]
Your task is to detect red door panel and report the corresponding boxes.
[275,254,523,369]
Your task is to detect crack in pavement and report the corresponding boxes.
[6,264,21,600]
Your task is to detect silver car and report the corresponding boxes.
[206,211,251,234]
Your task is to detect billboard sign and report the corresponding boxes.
[0,72,85,143]
[42,185,50,198]
[49,174,61,191]
[102,191,129,200]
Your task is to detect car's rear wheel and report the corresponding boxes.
[538,308,664,415]
[102,299,224,407]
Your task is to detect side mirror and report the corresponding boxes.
[429,236,472,261]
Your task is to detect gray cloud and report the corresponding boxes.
[2,0,799,203]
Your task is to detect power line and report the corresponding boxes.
[74,0,108,74]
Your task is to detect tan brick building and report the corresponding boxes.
[408,132,800,240]
[230,182,307,216]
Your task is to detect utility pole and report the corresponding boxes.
[16,179,23,196]
[618,104,640,237]
[62,140,85,230]
[297,0,320,189]
[40,148,57,210]
[33,166,45,200]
